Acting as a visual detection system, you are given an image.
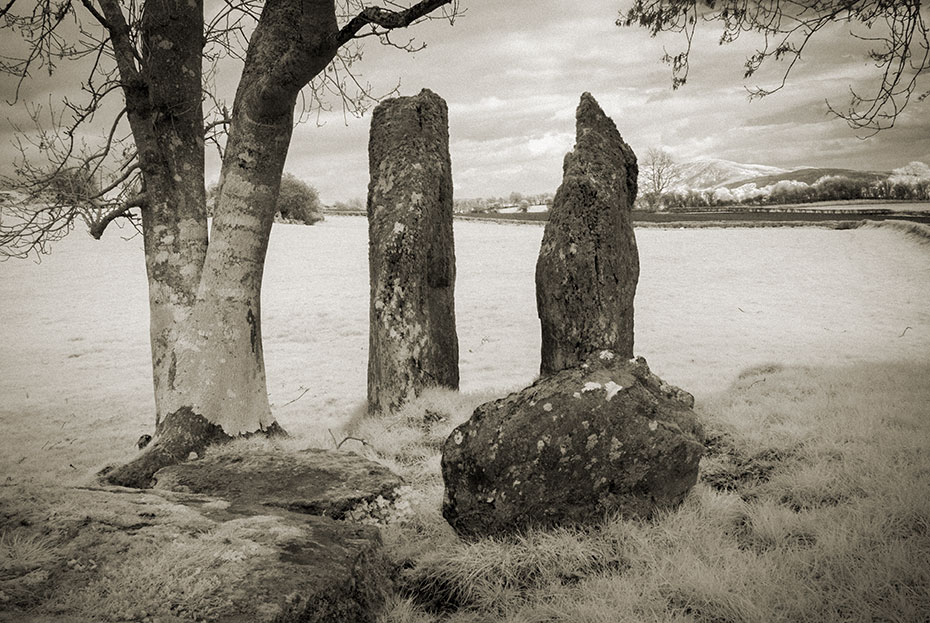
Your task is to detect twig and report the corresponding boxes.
[337,436,371,450]
[328,428,371,450]
[281,386,312,407]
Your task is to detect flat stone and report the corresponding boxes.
[153,448,405,519]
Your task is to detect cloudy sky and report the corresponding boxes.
[2,0,929,203]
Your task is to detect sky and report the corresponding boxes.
[1,0,928,204]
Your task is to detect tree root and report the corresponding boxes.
[105,407,286,489]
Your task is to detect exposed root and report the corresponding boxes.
[104,407,286,489]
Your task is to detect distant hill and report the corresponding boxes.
[674,158,790,190]
[723,167,889,189]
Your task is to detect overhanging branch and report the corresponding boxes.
[336,0,455,48]
[0,0,17,20]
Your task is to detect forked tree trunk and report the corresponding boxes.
[107,0,339,488]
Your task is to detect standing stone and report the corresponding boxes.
[367,89,459,415]
[536,92,640,375]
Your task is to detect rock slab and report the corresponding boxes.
[0,478,391,623]
[441,353,704,538]
[536,92,640,375]
[153,447,405,518]
[367,88,459,415]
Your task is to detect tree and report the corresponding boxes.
[0,0,460,487]
[639,148,681,210]
[276,173,324,224]
[621,1,930,132]
[889,161,930,199]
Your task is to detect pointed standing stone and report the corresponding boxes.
[367,89,459,415]
[536,93,640,375]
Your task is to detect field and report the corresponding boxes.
[1,216,929,621]
[456,200,930,226]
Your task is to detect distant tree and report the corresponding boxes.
[889,161,930,199]
[890,161,930,183]
[813,175,868,201]
[621,0,929,132]
[330,196,365,212]
[640,148,682,210]
[276,174,323,224]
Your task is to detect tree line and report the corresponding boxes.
[639,157,930,210]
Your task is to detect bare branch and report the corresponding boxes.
[88,193,145,240]
[77,0,110,30]
[0,0,17,20]
[336,0,457,47]
[94,0,143,80]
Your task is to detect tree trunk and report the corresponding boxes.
[113,0,210,427]
[107,0,339,487]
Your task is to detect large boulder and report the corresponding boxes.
[441,353,704,538]
[366,88,459,415]
[536,92,639,375]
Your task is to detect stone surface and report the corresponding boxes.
[153,448,405,519]
[367,88,459,415]
[441,353,704,538]
[0,481,391,622]
[536,92,640,375]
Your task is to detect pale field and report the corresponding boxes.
[0,216,928,484]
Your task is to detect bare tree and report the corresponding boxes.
[620,0,930,133]
[0,0,460,487]
[640,148,681,210]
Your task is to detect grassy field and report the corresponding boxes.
[1,216,929,621]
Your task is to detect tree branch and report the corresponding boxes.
[94,0,143,80]
[0,0,17,20]
[78,0,111,31]
[621,0,930,132]
[88,193,146,240]
[336,0,455,47]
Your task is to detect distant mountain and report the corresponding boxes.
[674,158,790,190]
[722,167,889,189]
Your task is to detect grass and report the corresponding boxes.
[339,362,930,623]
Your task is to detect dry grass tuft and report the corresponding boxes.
[865,218,930,244]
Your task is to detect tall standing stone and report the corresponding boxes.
[367,89,459,415]
[536,93,640,375]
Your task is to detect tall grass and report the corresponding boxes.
[866,219,930,245]
[349,361,930,623]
